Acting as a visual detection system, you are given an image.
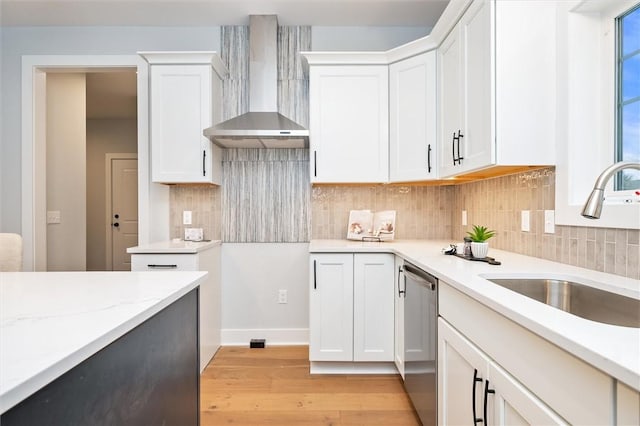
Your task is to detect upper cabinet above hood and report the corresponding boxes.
[204,15,309,149]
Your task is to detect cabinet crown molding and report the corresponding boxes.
[138,51,229,79]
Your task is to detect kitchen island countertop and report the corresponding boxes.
[0,271,206,414]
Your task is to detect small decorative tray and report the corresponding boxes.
[453,253,501,265]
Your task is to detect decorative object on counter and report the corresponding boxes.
[466,225,495,259]
[347,210,396,241]
[184,228,204,242]
[442,244,457,255]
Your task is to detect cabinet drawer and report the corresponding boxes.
[131,254,199,271]
[440,282,613,425]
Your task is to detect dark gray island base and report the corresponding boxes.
[1,288,200,426]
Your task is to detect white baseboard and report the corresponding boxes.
[221,328,309,346]
[310,361,399,375]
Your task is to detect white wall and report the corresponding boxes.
[221,243,309,344]
[86,118,137,271]
[46,73,86,271]
[312,26,429,51]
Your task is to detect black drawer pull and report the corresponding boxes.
[147,264,178,269]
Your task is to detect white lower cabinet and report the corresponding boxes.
[439,281,614,425]
[393,255,405,378]
[131,246,221,372]
[439,319,567,426]
[309,253,394,363]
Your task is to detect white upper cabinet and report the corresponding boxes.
[438,0,557,178]
[389,51,438,182]
[308,65,389,183]
[142,52,228,184]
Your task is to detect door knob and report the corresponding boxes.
[113,222,119,227]
[114,214,119,219]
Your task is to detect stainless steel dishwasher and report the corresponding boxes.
[401,262,438,426]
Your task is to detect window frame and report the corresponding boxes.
[615,4,640,191]
[555,0,640,230]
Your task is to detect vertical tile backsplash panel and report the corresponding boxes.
[221,25,249,120]
[278,25,311,127]
[169,185,221,241]
[452,167,640,279]
[222,149,310,242]
[311,185,455,240]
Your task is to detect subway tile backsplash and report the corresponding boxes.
[451,167,639,280]
[170,166,638,279]
[311,185,455,240]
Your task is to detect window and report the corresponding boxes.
[616,4,640,190]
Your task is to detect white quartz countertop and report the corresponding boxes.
[310,239,640,391]
[127,239,221,254]
[0,271,207,414]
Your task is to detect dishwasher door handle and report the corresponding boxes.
[402,263,437,290]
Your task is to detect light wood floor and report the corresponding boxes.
[200,346,421,425]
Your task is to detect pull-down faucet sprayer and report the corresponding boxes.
[581,161,640,219]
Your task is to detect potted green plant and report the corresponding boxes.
[466,225,495,259]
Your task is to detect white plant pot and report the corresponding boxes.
[471,242,489,259]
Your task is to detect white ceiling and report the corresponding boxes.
[0,0,449,27]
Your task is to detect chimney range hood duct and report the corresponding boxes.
[204,15,309,149]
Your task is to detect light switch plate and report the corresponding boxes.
[47,210,61,224]
[521,210,530,232]
[183,210,192,225]
[462,210,467,226]
[544,210,555,234]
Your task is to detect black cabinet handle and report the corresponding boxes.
[483,379,495,425]
[398,266,405,297]
[452,132,456,165]
[473,369,483,424]
[202,150,206,177]
[453,130,464,166]
[313,259,317,289]
[427,144,432,173]
[457,130,464,164]
[147,264,178,269]
[314,151,317,177]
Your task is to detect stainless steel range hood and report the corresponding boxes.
[204,15,309,149]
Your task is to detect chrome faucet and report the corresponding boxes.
[581,161,640,219]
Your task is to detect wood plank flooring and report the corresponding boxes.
[200,346,421,425]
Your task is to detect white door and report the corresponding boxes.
[353,253,394,362]
[438,23,464,178]
[460,0,494,174]
[394,256,405,378]
[309,65,389,183]
[309,254,354,361]
[438,318,489,426]
[109,157,138,271]
[389,52,437,182]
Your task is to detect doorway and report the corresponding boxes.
[106,154,138,271]
[21,55,166,272]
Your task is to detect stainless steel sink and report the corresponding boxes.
[485,278,640,328]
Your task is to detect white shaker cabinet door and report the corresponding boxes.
[309,254,354,362]
[389,52,438,182]
[309,65,389,183]
[353,253,394,362]
[150,64,222,184]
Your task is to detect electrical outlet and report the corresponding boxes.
[521,210,530,232]
[278,289,288,304]
[47,210,61,224]
[544,210,555,234]
[183,210,192,225]
[462,210,467,226]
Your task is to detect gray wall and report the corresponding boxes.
[0,24,428,234]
